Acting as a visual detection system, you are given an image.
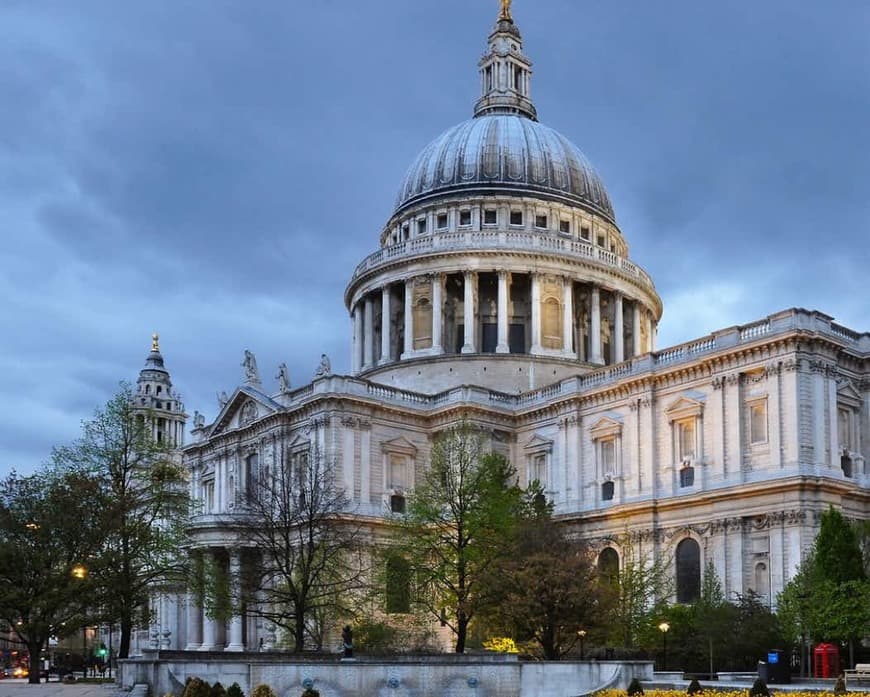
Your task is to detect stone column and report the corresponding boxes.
[225,550,244,651]
[633,303,642,357]
[199,551,218,651]
[431,273,443,354]
[614,293,624,363]
[590,286,604,365]
[402,279,414,359]
[380,285,391,365]
[461,271,476,354]
[496,271,510,354]
[562,277,574,357]
[530,273,542,353]
[352,304,363,374]
[184,589,203,650]
[363,295,374,369]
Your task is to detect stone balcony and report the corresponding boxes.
[349,229,657,294]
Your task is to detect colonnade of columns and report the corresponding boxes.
[351,270,657,373]
[183,548,262,652]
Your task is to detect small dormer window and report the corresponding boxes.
[510,210,523,226]
[580,226,590,240]
[484,209,497,225]
[535,214,547,229]
[436,213,448,230]
[417,219,427,235]
[459,210,471,226]
[597,235,605,247]
[402,224,409,241]
[559,220,570,234]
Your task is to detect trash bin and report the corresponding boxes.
[757,661,769,683]
[764,649,791,684]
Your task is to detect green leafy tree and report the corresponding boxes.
[814,507,866,584]
[51,384,191,658]
[480,507,602,659]
[399,422,525,653]
[694,562,730,674]
[601,534,673,649]
[0,468,104,684]
[228,448,365,653]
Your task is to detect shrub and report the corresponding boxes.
[687,679,702,695]
[483,637,519,653]
[301,690,320,697]
[627,677,645,696]
[749,678,769,697]
[353,618,400,653]
[182,677,211,697]
[227,683,245,697]
[250,685,276,697]
[834,675,847,694]
[210,681,227,697]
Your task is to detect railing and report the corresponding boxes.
[198,310,869,438]
[350,230,657,292]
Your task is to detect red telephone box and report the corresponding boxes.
[814,643,840,678]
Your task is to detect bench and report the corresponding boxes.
[844,664,870,687]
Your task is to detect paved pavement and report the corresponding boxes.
[0,680,119,697]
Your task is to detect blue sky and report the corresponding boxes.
[2,0,868,474]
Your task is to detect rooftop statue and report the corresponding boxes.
[242,349,261,385]
[314,353,331,378]
[276,362,291,392]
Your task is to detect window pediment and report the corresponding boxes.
[590,413,623,441]
[837,381,862,408]
[523,434,553,454]
[382,436,418,456]
[287,434,310,453]
[665,392,706,422]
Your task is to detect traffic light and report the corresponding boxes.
[97,646,107,659]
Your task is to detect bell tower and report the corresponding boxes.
[134,333,187,447]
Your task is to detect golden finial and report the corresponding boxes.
[499,0,512,21]
[152,332,160,352]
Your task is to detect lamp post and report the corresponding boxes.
[658,622,670,671]
[71,565,87,678]
[577,629,587,660]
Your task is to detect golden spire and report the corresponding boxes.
[151,332,160,352]
[499,0,513,21]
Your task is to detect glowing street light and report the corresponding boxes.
[71,565,87,580]
[577,629,587,659]
[658,621,670,671]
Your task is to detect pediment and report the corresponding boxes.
[287,433,311,452]
[837,381,862,407]
[590,413,623,440]
[209,387,279,436]
[523,433,554,453]
[382,436,417,455]
[665,392,706,421]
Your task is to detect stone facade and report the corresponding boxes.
[141,6,870,653]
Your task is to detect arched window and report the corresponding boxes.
[676,538,701,603]
[385,556,411,614]
[598,547,619,583]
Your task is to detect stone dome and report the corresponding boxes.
[394,113,615,224]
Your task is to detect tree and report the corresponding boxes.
[399,422,525,653]
[52,384,191,658]
[600,533,673,649]
[228,448,365,653]
[0,468,104,683]
[693,562,730,675]
[480,512,602,659]
[814,507,866,585]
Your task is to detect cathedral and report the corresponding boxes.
[136,3,869,652]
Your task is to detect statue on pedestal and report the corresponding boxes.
[242,349,261,385]
[314,353,332,378]
[276,363,291,392]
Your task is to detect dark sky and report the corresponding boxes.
[2,1,869,474]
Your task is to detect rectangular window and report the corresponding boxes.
[417,219,427,235]
[402,224,409,240]
[559,219,570,234]
[535,214,548,229]
[601,439,615,472]
[510,210,523,226]
[202,480,215,512]
[436,213,448,229]
[580,226,590,240]
[389,454,407,490]
[679,466,695,488]
[530,453,546,485]
[677,420,695,460]
[597,235,605,247]
[484,209,498,225]
[459,210,472,226]
[749,401,768,444]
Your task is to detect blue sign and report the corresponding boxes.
[767,652,779,664]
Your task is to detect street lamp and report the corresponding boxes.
[577,629,587,660]
[70,565,88,677]
[658,622,670,671]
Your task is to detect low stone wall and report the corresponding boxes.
[118,652,653,697]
